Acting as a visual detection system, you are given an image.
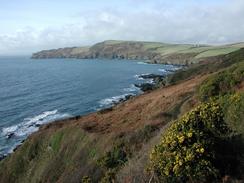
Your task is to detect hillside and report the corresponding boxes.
[1,49,244,182]
[31,40,244,65]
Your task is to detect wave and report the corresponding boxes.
[137,61,148,65]
[1,110,71,138]
[159,65,182,73]
[123,84,141,92]
[146,79,154,84]
[99,93,135,108]
[158,68,167,73]
[134,73,151,80]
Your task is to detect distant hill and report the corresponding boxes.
[32,40,244,65]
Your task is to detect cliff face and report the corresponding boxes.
[32,40,244,65]
[32,47,90,59]
[32,41,159,61]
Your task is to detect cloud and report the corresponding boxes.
[0,0,244,55]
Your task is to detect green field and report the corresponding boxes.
[102,41,244,59]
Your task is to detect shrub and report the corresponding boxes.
[98,144,127,170]
[149,102,230,182]
[82,176,91,183]
[219,93,244,135]
[126,125,159,147]
[198,62,244,101]
[100,169,116,183]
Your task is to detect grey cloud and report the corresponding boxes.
[0,0,244,55]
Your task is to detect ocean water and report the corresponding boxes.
[0,57,180,156]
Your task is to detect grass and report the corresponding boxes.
[195,47,240,58]
[167,48,244,85]
[50,131,64,152]
[98,41,244,60]
[70,47,90,54]
[0,126,106,183]
[178,46,212,53]
[152,45,192,55]
[143,42,169,49]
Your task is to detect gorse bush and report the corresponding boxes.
[82,176,91,183]
[149,102,230,182]
[198,62,244,101]
[219,93,244,135]
[97,144,127,183]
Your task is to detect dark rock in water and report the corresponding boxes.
[13,144,22,152]
[35,124,41,127]
[99,107,113,114]
[109,94,134,107]
[134,73,169,92]
[138,74,166,86]
[139,74,164,80]
[28,123,35,128]
[115,94,134,104]
[135,83,155,92]
[74,116,81,120]
[7,133,15,139]
[124,94,134,100]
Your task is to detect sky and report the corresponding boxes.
[0,0,244,55]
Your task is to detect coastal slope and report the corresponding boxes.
[1,49,243,183]
[32,40,244,65]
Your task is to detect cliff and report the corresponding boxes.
[31,40,244,65]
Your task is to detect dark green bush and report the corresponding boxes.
[198,62,244,101]
[98,144,127,170]
[219,93,244,135]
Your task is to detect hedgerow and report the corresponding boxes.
[149,102,230,182]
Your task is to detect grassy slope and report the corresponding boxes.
[100,40,244,59]
[1,49,244,183]
[0,74,205,183]
[115,49,244,182]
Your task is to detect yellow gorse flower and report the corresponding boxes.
[187,132,193,138]
[178,136,185,143]
[200,148,205,153]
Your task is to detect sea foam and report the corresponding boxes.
[99,93,135,108]
[1,110,71,138]
[123,84,141,92]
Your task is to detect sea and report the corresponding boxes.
[0,57,180,156]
